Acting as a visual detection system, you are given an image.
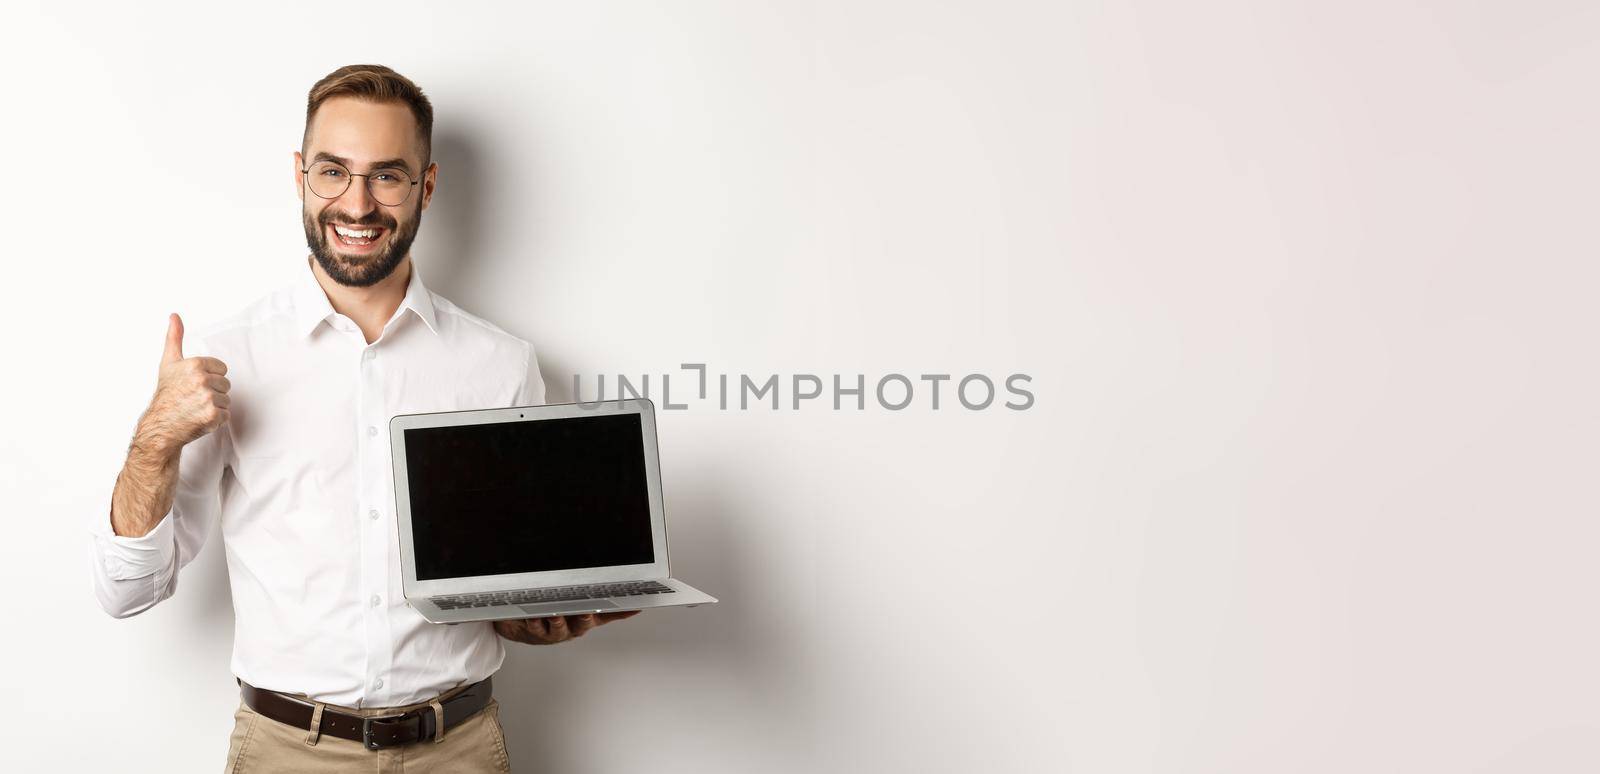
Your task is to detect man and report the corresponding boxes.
[87,64,639,771]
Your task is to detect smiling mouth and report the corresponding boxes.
[329,223,387,249]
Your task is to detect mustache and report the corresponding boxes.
[319,210,396,230]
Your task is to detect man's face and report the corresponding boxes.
[296,97,436,287]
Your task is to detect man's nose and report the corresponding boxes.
[335,175,379,216]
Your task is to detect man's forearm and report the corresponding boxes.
[109,429,180,539]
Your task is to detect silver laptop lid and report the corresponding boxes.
[389,398,670,599]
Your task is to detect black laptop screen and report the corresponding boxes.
[403,412,656,581]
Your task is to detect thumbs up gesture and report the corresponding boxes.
[138,313,231,457]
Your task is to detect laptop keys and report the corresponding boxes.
[433,580,673,610]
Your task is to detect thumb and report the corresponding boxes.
[162,313,184,365]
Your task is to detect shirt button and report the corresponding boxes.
[371,594,382,608]
[364,349,376,361]
[374,678,384,690]
[367,425,378,437]
[369,509,379,521]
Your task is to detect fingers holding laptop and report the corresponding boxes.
[493,615,576,645]
[579,609,641,631]
[493,610,643,645]
[559,614,591,639]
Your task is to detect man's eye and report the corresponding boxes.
[373,173,395,182]
[320,168,345,178]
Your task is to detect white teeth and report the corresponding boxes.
[334,226,378,238]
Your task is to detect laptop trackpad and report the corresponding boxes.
[517,599,621,617]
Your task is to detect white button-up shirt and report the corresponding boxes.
[87,256,545,708]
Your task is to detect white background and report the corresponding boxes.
[3,1,1597,772]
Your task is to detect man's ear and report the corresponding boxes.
[420,161,438,212]
[293,150,304,202]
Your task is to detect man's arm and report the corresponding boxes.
[513,339,546,407]
[109,436,183,540]
[89,313,231,618]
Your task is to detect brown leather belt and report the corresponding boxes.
[237,676,493,750]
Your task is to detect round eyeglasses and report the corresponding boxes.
[301,160,421,207]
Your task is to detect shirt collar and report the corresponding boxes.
[293,256,440,339]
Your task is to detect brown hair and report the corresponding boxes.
[303,64,434,163]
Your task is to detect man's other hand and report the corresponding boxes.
[494,610,642,645]
[139,312,231,456]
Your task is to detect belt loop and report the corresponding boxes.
[430,700,447,743]
[304,702,325,746]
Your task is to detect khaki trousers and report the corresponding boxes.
[222,684,513,773]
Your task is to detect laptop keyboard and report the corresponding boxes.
[432,580,674,611]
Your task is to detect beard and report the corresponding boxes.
[303,198,422,288]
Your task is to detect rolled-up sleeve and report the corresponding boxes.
[88,340,231,619]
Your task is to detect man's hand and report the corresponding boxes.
[137,313,232,456]
[110,313,232,539]
[494,610,642,645]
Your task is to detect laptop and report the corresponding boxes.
[388,397,718,624]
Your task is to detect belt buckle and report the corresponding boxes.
[362,713,409,750]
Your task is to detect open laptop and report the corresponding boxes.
[388,397,718,624]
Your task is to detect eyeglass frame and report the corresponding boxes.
[299,158,429,207]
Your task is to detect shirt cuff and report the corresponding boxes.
[90,500,176,581]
